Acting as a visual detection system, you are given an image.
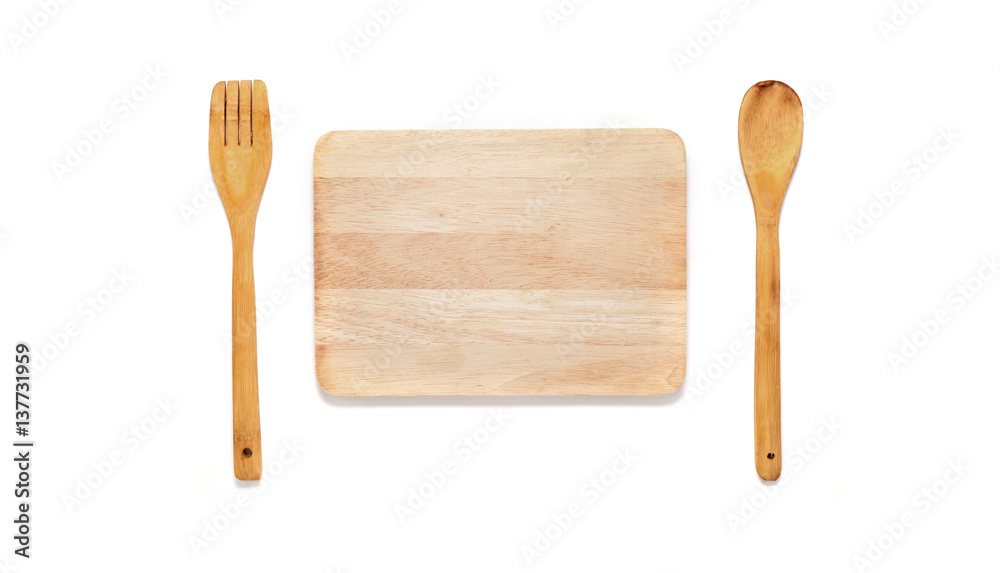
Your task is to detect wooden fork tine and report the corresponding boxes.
[209,82,226,150]
[239,80,252,145]
[251,80,271,142]
[226,80,239,146]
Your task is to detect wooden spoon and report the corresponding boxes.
[738,81,802,481]
[209,80,272,480]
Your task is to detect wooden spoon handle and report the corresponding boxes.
[754,222,781,481]
[232,229,262,480]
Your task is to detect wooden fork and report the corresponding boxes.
[209,80,272,480]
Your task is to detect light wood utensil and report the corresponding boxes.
[314,129,686,396]
[209,80,272,480]
[738,81,802,481]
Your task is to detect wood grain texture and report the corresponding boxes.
[210,80,272,480]
[315,129,686,396]
[738,81,803,481]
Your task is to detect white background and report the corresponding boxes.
[2,0,998,571]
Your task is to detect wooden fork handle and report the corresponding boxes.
[754,221,781,481]
[232,228,262,480]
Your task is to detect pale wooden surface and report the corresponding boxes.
[314,129,686,396]
[210,80,272,480]
[738,81,803,481]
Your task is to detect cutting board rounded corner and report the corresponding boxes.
[314,130,346,165]
[635,128,686,171]
[659,359,686,395]
[650,127,685,154]
[314,346,353,396]
[315,372,357,397]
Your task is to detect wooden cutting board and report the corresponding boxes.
[314,129,686,396]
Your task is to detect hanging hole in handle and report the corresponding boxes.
[766,452,775,460]
[242,448,253,458]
